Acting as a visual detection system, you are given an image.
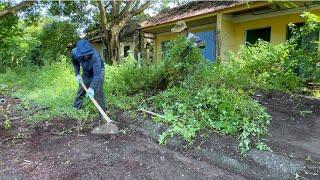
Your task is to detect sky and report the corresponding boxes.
[145,1,178,16]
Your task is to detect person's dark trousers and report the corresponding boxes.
[73,70,106,111]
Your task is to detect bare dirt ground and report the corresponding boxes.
[1,91,320,179]
[0,94,245,179]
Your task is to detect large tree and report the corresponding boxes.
[96,0,151,64]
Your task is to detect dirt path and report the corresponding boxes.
[1,91,320,179]
[0,96,244,179]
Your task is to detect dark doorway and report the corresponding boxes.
[124,45,130,58]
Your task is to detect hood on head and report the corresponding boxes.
[76,39,94,57]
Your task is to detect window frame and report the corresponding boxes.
[244,26,272,45]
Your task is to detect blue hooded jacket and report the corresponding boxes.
[71,39,105,91]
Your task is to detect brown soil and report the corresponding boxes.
[1,91,320,179]
[0,95,244,179]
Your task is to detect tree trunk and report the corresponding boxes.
[108,28,120,64]
[96,0,151,65]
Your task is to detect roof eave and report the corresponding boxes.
[140,1,270,31]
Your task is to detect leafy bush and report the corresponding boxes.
[0,16,36,70]
[162,37,203,87]
[286,12,320,83]
[36,20,79,64]
[105,53,164,96]
[151,85,270,154]
[104,38,275,154]
[233,41,302,91]
[0,17,79,70]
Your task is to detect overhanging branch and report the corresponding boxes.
[131,1,151,16]
[0,0,35,19]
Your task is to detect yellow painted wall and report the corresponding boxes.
[220,17,237,54]
[151,8,320,61]
[220,9,320,58]
[155,33,177,61]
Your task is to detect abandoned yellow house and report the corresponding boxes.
[139,1,320,62]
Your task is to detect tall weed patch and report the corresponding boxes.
[0,58,94,121]
[226,41,303,92]
[105,54,163,96]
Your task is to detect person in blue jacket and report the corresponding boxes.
[71,39,106,111]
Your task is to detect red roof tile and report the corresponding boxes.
[141,1,244,28]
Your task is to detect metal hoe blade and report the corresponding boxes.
[91,122,119,135]
[79,81,119,135]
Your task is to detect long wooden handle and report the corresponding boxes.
[139,108,166,119]
[80,81,112,123]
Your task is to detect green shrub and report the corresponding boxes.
[162,37,203,87]
[233,41,303,91]
[0,17,79,70]
[36,20,79,64]
[151,84,270,154]
[286,12,320,83]
[105,53,164,96]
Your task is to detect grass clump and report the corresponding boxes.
[0,57,95,122]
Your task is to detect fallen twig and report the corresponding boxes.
[139,108,166,119]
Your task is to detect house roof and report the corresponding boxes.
[140,1,244,28]
[89,20,140,43]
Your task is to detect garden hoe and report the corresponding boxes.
[80,81,119,135]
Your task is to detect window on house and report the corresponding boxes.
[124,45,130,58]
[161,40,170,58]
[246,27,271,45]
[287,22,319,52]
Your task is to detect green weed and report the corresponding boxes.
[0,58,95,122]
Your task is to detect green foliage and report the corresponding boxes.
[152,85,270,154]
[0,12,24,70]
[1,109,11,130]
[105,53,164,96]
[233,41,302,91]
[0,58,94,122]
[35,20,79,64]
[162,37,203,86]
[286,12,320,82]
[0,18,79,70]
[3,119,12,130]
[47,1,95,27]
[101,38,273,154]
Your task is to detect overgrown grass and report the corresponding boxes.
[1,37,317,154]
[0,57,94,122]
